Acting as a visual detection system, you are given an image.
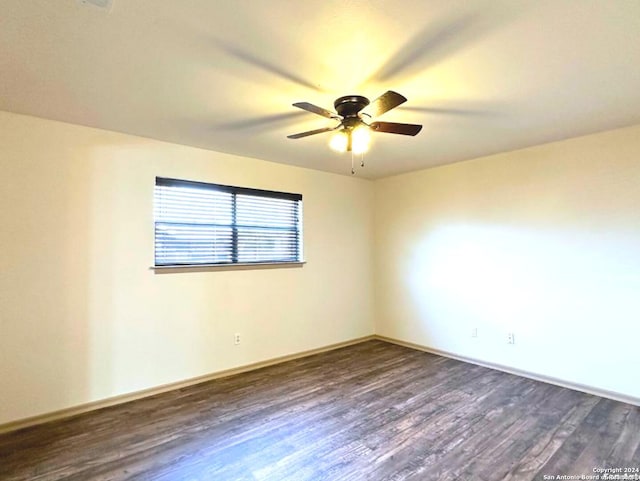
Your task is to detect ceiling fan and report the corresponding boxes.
[287,91,423,156]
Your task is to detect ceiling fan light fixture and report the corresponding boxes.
[329,130,349,152]
[288,91,421,171]
[351,125,371,154]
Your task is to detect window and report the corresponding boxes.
[154,177,303,267]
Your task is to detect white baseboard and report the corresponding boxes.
[0,335,375,435]
[375,335,640,407]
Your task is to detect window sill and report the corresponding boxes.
[150,261,306,273]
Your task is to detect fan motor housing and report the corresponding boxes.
[334,95,369,118]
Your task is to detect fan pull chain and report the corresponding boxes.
[349,152,365,174]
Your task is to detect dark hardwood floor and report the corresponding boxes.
[1,340,639,481]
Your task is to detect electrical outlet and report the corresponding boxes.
[507,332,515,344]
[77,0,114,11]
[234,333,241,345]
[472,328,478,338]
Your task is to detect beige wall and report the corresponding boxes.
[0,111,375,424]
[375,124,640,401]
[2,109,639,425]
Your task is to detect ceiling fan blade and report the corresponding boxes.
[287,127,335,139]
[292,102,337,119]
[370,121,422,136]
[365,91,407,117]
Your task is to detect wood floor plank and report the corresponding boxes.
[504,391,600,481]
[0,340,638,481]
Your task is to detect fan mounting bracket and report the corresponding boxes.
[334,95,370,118]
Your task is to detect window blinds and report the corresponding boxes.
[154,177,302,266]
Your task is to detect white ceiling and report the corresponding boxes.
[1,0,639,178]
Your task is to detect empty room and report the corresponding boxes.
[1,1,639,480]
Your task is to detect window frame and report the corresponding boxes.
[153,177,304,269]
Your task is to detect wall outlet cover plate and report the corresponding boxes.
[77,0,114,11]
